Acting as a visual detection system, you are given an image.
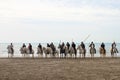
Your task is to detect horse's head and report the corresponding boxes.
[43,47,46,51]
[100,47,106,54]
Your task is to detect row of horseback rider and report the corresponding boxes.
[7,42,119,58]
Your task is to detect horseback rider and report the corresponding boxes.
[50,42,56,56]
[22,43,26,48]
[100,42,106,57]
[89,42,96,53]
[101,42,105,49]
[89,42,96,57]
[58,42,65,57]
[80,42,85,49]
[71,42,77,56]
[38,43,43,53]
[89,42,95,48]
[38,43,42,49]
[10,43,14,53]
[112,42,116,48]
[66,42,70,50]
[7,43,14,57]
[47,43,50,47]
[111,42,118,53]
[28,43,32,54]
[21,43,26,52]
[20,43,27,57]
[80,42,86,58]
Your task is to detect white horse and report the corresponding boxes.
[26,48,34,58]
[110,47,118,57]
[20,47,27,57]
[53,48,59,58]
[64,46,70,58]
[90,47,96,58]
[37,47,43,58]
[43,47,53,58]
[77,45,86,58]
[7,45,14,58]
[69,46,76,58]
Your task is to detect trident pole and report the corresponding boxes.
[83,34,91,42]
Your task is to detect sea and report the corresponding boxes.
[0,43,120,57]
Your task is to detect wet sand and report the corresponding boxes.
[0,57,120,80]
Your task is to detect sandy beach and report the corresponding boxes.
[0,58,120,80]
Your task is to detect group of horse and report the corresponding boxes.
[7,43,119,58]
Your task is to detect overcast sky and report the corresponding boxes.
[0,0,120,43]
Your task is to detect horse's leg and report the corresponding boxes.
[25,53,27,57]
[11,53,13,58]
[91,53,93,58]
[103,53,105,57]
[100,53,102,58]
[45,54,47,58]
[92,53,94,58]
[40,54,42,58]
[64,52,67,58]
[12,53,14,58]
[23,53,25,57]
[82,53,84,58]
[10,53,12,57]
[22,54,23,57]
[81,53,83,58]
[75,50,77,58]
[70,53,72,58]
[56,52,58,58]
[59,53,61,58]
[10,53,12,58]
[61,53,63,58]
[91,53,92,58]
[26,53,27,57]
[73,53,74,58]
[111,52,113,57]
[79,53,81,58]
[75,52,77,58]
[22,53,23,57]
[112,53,114,57]
[104,54,106,57]
[8,53,9,58]
[38,54,39,58]
[62,53,63,58]
[80,53,82,58]
[113,52,116,57]
[50,53,52,58]
[71,53,73,58]
[32,54,34,58]
[38,53,39,58]
[84,53,85,58]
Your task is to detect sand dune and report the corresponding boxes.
[0,58,120,80]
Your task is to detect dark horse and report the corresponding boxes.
[58,42,66,58]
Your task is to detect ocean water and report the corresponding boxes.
[0,43,120,57]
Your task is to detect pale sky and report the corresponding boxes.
[0,0,120,43]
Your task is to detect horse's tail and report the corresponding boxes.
[11,48,14,54]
